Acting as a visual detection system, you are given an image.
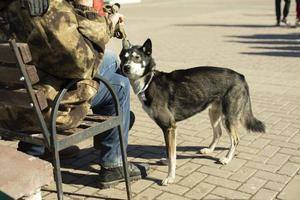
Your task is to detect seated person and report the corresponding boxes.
[0,0,149,188]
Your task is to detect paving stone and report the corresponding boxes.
[204,176,241,189]
[249,138,271,149]
[75,185,99,196]
[97,188,127,200]
[271,121,291,132]
[134,188,162,200]
[254,171,290,184]
[263,181,285,192]
[238,177,267,194]
[184,182,215,199]
[148,169,183,184]
[271,141,299,149]
[220,158,247,172]
[258,145,280,157]
[280,127,299,137]
[176,157,193,167]
[198,165,232,178]
[278,176,300,200]
[289,133,300,144]
[267,153,290,166]
[229,167,257,182]
[152,183,190,195]
[61,184,79,193]
[156,192,191,200]
[202,194,224,200]
[236,152,268,163]
[211,187,251,199]
[289,156,300,164]
[252,188,278,200]
[191,156,221,168]
[280,148,300,157]
[178,172,207,188]
[131,179,154,194]
[277,162,300,177]
[245,161,280,172]
[262,134,290,142]
[237,145,260,154]
[175,162,201,176]
[241,134,260,142]
[43,193,60,199]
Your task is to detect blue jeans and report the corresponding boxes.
[18,50,130,168]
[91,50,130,168]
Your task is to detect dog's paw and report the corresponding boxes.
[200,148,213,154]
[161,176,175,186]
[219,157,230,165]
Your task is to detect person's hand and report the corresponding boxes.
[109,13,125,32]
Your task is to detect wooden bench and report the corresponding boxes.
[0,144,53,200]
[0,39,132,200]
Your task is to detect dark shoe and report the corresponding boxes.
[98,162,150,189]
[129,111,135,130]
[275,21,280,26]
[43,145,80,160]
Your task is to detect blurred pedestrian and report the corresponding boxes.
[295,0,300,27]
[275,0,291,26]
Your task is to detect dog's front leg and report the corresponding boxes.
[162,126,177,186]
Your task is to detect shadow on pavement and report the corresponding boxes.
[174,23,275,28]
[53,145,228,188]
[127,144,227,162]
[43,188,122,200]
[227,33,300,57]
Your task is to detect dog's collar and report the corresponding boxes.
[136,72,155,101]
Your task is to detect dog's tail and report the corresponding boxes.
[242,83,266,133]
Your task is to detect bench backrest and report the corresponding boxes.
[0,39,50,147]
[0,41,47,110]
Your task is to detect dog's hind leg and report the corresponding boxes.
[200,102,222,154]
[219,124,239,165]
[219,85,244,165]
[162,125,177,186]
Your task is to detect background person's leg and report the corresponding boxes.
[297,0,300,19]
[275,0,281,24]
[283,0,291,19]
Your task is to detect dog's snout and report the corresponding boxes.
[123,64,131,73]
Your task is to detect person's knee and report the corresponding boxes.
[115,76,130,103]
[101,50,119,71]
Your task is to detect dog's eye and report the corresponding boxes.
[134,55,140,60]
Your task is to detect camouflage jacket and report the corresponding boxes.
[0,0,114,132]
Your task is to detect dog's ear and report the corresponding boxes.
[122,39,131,49]
[142,38,152,55]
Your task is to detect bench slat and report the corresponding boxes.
[0,65,39,85]
[0,43,32,64]
[0,88,48,110]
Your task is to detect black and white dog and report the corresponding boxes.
[119,39,265,185]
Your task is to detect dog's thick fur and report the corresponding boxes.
[120,39,265,185]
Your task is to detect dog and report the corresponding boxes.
[119,38,266,185]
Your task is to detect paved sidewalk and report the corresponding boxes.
[1,0,300,199]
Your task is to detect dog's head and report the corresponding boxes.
[120,38,155,80]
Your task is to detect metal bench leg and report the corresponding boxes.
[117,123,132,200]
[96,76,132,200]
[52,145,63,200]
[49,129,63,200]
